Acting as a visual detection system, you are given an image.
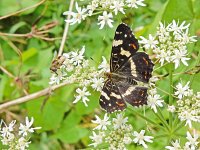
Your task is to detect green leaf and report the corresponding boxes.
[26,90,66,131]
[162,0,194,23]
[22,48,38,62]
[53,110,89,143]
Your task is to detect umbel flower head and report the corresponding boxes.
[63,0,146,29]
[0,117,41,150]
[89,113,154,149]
[140,20,197,69]
[171,82,200,128]
[165,130,199,150]
[49,46,108,107]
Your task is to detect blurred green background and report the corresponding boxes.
[0,0,200,149]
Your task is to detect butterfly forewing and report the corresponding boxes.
[117,52,154,83]
[100,80,126,113]
[110,23,139,72]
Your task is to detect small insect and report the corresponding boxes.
[99,23,154,113]
[50,55,66,73]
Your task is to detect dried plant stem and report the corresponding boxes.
[0,0,46,20]
[58,0,74,56]
[0,82,71,110]
[0,66,15,78]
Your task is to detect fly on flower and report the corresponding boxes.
[50,55,66,74]
[100,23,154,113]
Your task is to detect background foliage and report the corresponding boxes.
[0,0,200,149]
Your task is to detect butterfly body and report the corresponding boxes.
[100,23,154,113]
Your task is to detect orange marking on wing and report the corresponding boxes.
[142,57,149,65]
[116,102,125,106]
[130,44,137,49]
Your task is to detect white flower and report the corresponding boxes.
[16,137,31,150]
[89,131,105,147]
[171,49,190,69]
[174,81,190,99]
[91,77,104,91]
[133,130,154,148]
[19,117,41,137]
[165,139,181,150]
[1,133,15,145]
[49,71,66,85]
[0,120,16,138]
[126,0,146,8]
[167,105,176,113]
[92,113,111,130]
[185,130,199,150]
[110,1,125,15]
[140,35,158,49]
[123,136,132,145]
[147,94,164,113]
[168,20,190,35]
[98,56,110,72]
[71,46,85,66]
[112,113,128,130]
[63,2,87,25]
[97,11,113,29]
[73,87,91,106]
[178,110,197,128]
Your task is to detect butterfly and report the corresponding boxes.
[99,23,154,113]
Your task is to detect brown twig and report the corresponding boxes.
[0,0,46,20]
[58,0,75,56]
[0,81,72,110]
[0,66,15,78]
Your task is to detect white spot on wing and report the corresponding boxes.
[101,91,110,100]
[130,59,137,76]
[110,92,121,99]
[120,48,131,57]
[113,40,123,47]
[123,87,135,96]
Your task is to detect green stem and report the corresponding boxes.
[129,108,158,126]
[129,108,168,132]
[152,110,170,132]
[172,114,179,130]
[173,121,185,133]
[154,134,169,139]
[169,63,173,129]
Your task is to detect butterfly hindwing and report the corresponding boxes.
[117,84,148,107]
[100,80,126,113]
[117,52,154,83]
[110,23,139,72]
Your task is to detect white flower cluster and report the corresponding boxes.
[147,76,164,113]
[171,81,200,128]
[89,113,154,149]
[0,117,41,150]
[165,130,199,150]
[63,0,146,29]
[140,20,197,69]
[49,46,109,107]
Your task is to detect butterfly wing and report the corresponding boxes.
[117,83,148,107]
[110,23,139,72]
[117,52,154,83]
[99,79,126,113]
